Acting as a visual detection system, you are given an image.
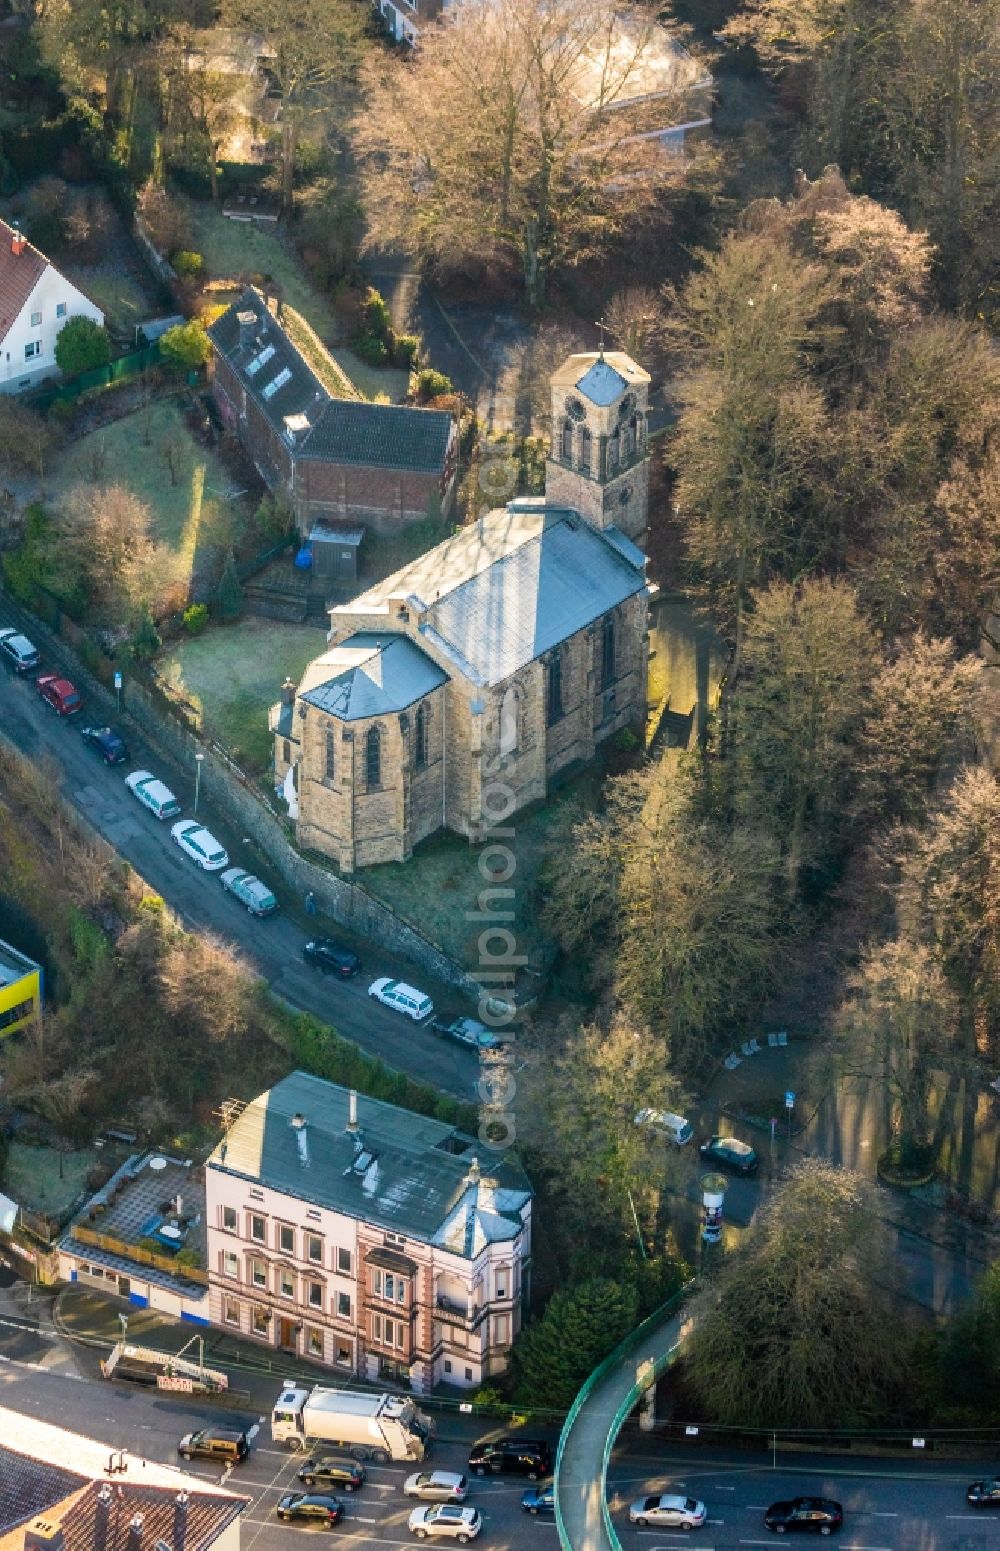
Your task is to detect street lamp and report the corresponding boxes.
[194,752,205,815]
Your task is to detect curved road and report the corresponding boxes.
[0,603,480,1101]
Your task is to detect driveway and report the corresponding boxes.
[0,605,481,1103]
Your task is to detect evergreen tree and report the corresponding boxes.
[512,1278,638,1408]
[217,550,244,620]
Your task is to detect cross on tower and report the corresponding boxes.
[595,320,607,359]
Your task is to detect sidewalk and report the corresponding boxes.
[555,1308,687,1551]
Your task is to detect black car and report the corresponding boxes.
[967,1479,1000,1505]
[699,1134,759,1177]
[764,1497,843,1535]
[303,937,362,977]
[80,724,129,765]
[468,1437,551,1480]
[298,1457,366,1492]
[521,1484,555,1516]
[276,1492,344,1527]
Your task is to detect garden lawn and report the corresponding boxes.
[48,399,250,594]
[190,205,409,402]
[159,617,328,772]
[3,1141,100,1216]
[362,769,602,972]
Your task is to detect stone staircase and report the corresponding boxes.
[243,559,310,622]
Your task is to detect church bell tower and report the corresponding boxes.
[544,348,651,543]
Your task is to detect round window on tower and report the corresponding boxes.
[564,396,586,422]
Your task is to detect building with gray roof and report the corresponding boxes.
[204,1074,532,1392]
[271,346,653,874]
[208,288,457,554]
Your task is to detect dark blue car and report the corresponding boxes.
[521,1485,555,1516]
[80,724,129,765]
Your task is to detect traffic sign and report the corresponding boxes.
[113,671,123,690]
[784,1090,795,1109]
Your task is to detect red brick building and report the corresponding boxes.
[208,289,457,542]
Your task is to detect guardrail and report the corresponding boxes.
[554,1283,692,1551]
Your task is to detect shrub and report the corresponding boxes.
[54,316,112,376]
[172,250,205,280]
[414,367,454,401]
[159,320,211,372]
[255,494,294,542]
[216,552,244,620]
[130,604,161,661]
[363,287,392,339]
[393,332,419,367]
[183,603,209,635]
[354,332,390,366]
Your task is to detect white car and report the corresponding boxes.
[171,819,229,871]
[0,627,40,672]
[408,1505,482,1542]
[220,867,278,916]
[368,977,434,1022]
[404,1471,468,1502]
[634,1108,693,1145]
[628,1494,707,1530]
[125,769,182,820]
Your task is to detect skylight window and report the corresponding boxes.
[245,343,275,378]
[261,367,292,400]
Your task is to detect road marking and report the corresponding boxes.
[946,1513,1000,1519]
[870,1511,899,1516]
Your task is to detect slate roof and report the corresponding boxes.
[208,288,453,474]
[300,632,448,721]
[337,502,647,688]
[0,219,48,346]
[207,1071,531,1256]
[576,357,628,406]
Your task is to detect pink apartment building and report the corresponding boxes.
[205,1072,532,1393]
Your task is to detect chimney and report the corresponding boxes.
[346,1091,358,1135]
[280,677,296,707]
[24,1522,64,1551]
[283,412,310,444]
[236,310,256,351]
[173,1194,183,1218]
[94,1487,112,1551]
[290,1113,309,1168]
[173,1493,189,1551]
[10,222,25,258]
[126,1515,144,1551]
[465,1156,481,1187]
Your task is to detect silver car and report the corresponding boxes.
[628,1493,706,1529]
[408,1505,482,1542]
[404,1471,468,1503]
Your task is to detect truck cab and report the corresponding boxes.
[273,1385,310,1446]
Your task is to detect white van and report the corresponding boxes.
[125,769,182,820]
[368,977,434,1022]
[634,1108,694,1146]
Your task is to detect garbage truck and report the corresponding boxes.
[271,1383,434,1462]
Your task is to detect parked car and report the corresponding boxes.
[222,868,278,917]
[967,1479,1000,1505]
[177,1427,249,1464]
[407,1505,482,1543]
[404,1472,468,1503]
[699,1135,759,1177]
[304,938,361,977]
[36,673,82,716]
[763,1497,843,1535]
[125,769,182,820]
[171,819,229,872]
[432,1017,499,1052]
[468,1437,551,1480]
[634,1109,693,1145]
[276,1492,343,1528]
[521,1485,555,1516]
[629,1494,706,1530]
[297,1457,365,1492]
[80,724,129,765]
[368,977,434,1022]
[0,627,40,672]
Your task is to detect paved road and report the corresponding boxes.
[0,614,481,1101]
[0,1342,996,1551]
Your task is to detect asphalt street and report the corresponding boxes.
[0,1348,996,1551]
[0,616,481,1101]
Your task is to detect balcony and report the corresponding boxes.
[435,1293,488,1329]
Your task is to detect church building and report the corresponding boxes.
[271,349,654,871]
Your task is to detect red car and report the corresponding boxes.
[37,674,82,716]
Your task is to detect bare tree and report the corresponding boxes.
[355,0,697,308]
[60,483,156,627]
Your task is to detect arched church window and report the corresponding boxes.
[499,685,518,756]
[561,420,573,461]
[608,427,620,471]
[365,724,382,788]
[580,426,592,472]
[415,702,429,769]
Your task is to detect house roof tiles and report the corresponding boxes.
[208,288,453,475]
[0,219,48,347]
